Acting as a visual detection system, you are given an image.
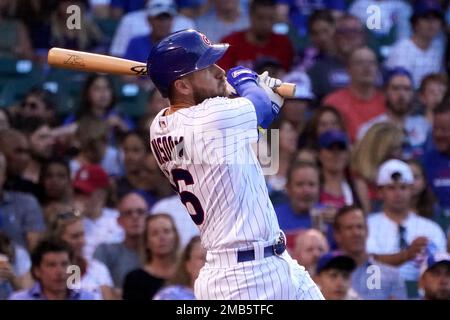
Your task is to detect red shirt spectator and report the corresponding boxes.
[219,31,294,71]
[217,0,294,71]
[323,88,385,141]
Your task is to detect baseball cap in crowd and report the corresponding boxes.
[318,130,349,150]
[147,0,177,17]
[383,67,414,87]
[282,70,315,100]
[73,164,109,195]
[420,252,450,277]
[411,0,444,22]
[376,159,414,186]
[316,251,356,274]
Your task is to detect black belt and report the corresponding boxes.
[237,242,286,263]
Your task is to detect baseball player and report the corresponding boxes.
[148,29,324,300]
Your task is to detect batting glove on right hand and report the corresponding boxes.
[258,71,284,114]
[226,66,258,96]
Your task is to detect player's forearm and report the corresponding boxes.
[237,82,274,127]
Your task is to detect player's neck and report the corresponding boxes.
[166,100,195,115]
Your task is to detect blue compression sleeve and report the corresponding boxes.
[237,82,274,128]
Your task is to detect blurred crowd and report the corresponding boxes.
[0,0,450,300]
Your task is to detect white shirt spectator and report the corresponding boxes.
[83,208,124,259]
[13,245,31,277]
[367,211,447,281]
[151,195,199,249]
[80,259,114,300]
[110,9,195,57]
[384,38,444,88]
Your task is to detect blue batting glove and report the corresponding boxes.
[226,66,258,96]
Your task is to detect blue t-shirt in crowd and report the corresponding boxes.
[110,0,146,14]
[422,147,450,209]
[276,0,347,37]
[124,34,154,63]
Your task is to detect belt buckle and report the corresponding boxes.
[272,232,286,256]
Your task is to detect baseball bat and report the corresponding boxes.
[47,47,296,98]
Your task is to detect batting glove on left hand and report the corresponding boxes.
[226,66,258,96]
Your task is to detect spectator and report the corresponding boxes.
[0,152,44,251]
[123,0,175,63]
[318,130,359,210]
[407,159,439,221]
[0,129,39,197]
[123,214,180,300]
[38,159,73,224]
[153,235,205,300]
[176,0,209,19]
[323,46,386,142]
[218,0,295,72]
[275,0,345,39]
[281,70,315,129]
[418,253,450,300]
[298,9,336,71]
[64,74,134,146]
[307,14,365,102]
[195,0,249,43]
[384,0,445,88]
[116,132,160,208]
[20,118,56,184]
[349,0,413,59]
[9,238,94,300]
[422,103,450,227]
[13,0,54,60]
[418,73,448,125]
[367,159,447,284]
[110,0,146,19]
[291,229,329,277]
[266,118,299,198]
[0,0,33,60]
[150,195,199,249]
[50,0,103,51]
[274,161,320,248]
[0,232,33,300]
[314,251,359,300]
[351,122,404,213]
[94,192,147,291]
[73,164,124,259]
[333,205,407,300]
[12,88,57,128]
[47,209,116,300]
[357,67,430,159]
[70,117,122,177]
[294,147,318,166]
[0,109,10,130]
[110,0,195,57]
[298,106,346,150]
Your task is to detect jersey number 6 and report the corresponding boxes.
[171,168,205,225]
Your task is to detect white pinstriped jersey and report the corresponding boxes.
[149,97,280,251]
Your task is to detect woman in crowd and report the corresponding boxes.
[63,74,134,146]
[351,122,404,213]
[47,209,116,300]
[123,214,180,300]
[38,158,73,224]
[153,236,206,300]
[298,105,346,151]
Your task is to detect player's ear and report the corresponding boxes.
[173,78,192,96]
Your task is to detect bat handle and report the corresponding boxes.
[274,83,296,98]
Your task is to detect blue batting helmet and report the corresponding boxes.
[147,29,229,98]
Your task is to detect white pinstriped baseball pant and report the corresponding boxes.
[194,240,324,300]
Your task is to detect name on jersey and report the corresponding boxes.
[151,136,184,165]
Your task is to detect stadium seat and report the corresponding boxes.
[117,82,149,119]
